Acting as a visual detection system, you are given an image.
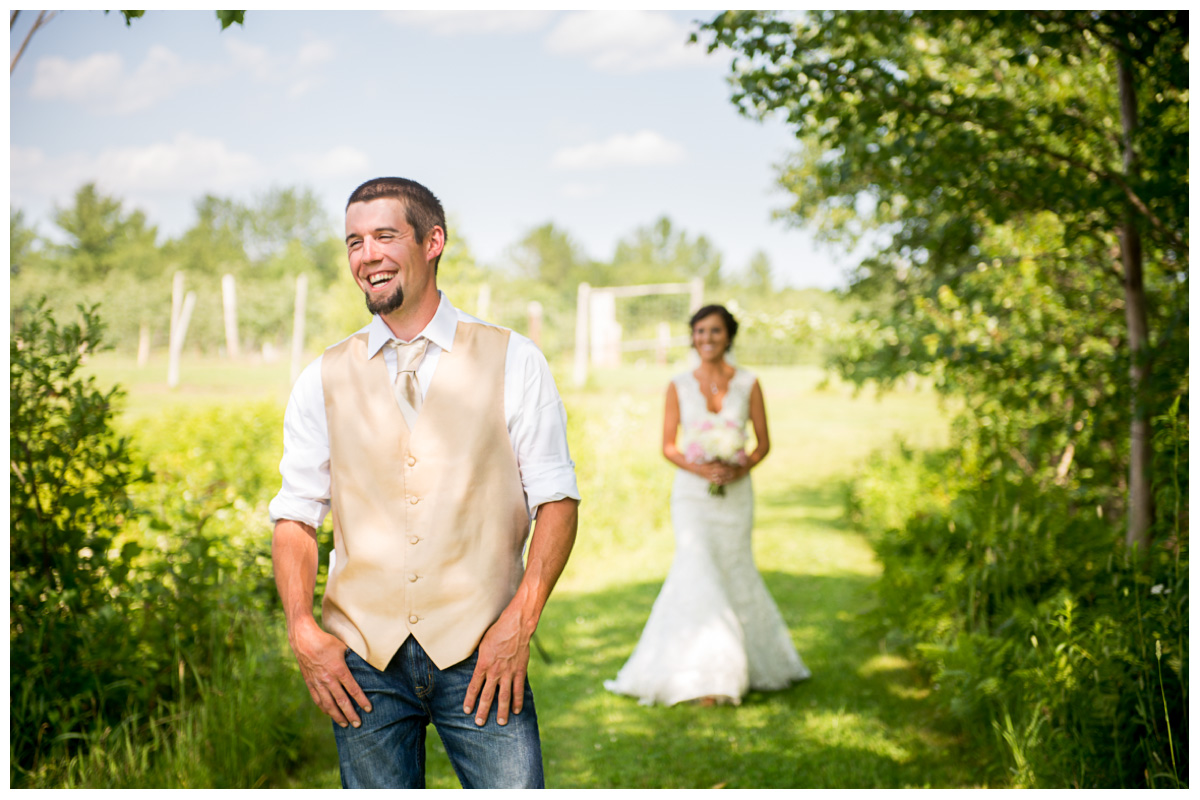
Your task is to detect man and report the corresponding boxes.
[269,177,580,789]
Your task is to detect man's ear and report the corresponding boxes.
[426,226,446,262]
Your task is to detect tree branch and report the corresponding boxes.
[10,10,55,74]
[881,91,1187,253]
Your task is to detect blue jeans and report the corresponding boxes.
[332,638,544,788]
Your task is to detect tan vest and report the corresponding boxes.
[320,321,531,670]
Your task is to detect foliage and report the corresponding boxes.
[13,184,347,358]
[695,8,1191,564]
[19,619,316,789]
[11,209,45,277]
[505,222,597,296]
[698,11,1186,269]
[699,10,1189,786]
[10,302,297,785]
[850,434,1187,787]
[10,302,146,774]
[114,10,245,30]
[53,183,161,282]
[607,216,723,289]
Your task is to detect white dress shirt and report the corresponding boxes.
[268,292,580,529]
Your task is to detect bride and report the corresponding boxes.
[605,304,811,706]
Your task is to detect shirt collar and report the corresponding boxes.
[365,291,458,359]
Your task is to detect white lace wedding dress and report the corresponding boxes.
[604,369,811,706]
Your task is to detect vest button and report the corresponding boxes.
[409,496,419,505]
[407,456,417,467]
[409,536,420,545]
[408,614,419,624]
[408,573,419,582]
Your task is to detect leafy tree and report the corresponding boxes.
[699,10,1188,548]
[10,302,145,773]
[163,194,251,278]
[608,216,723,287]
[10,209,43,277]
[505,222,595,293]
[743,250,773,292]
[53,183,161,282]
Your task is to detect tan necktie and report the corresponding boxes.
[390,338,428,428]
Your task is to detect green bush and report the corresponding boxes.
[10,302,312,786]
[852,438,1188,787]
[10,302,147,773]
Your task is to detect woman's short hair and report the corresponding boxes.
[689,304,739,345]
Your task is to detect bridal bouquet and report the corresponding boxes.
[680,415,748,496]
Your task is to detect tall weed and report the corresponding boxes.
[852,430,1188,787]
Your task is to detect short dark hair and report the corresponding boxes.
[689,304,739,345]
[346,177,447,270]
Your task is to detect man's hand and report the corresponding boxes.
[463,609,530,727]
[272,518,372,729]
[461,497,578,728]
[291,618,372,728]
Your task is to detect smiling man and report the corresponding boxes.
[268,177,580,789]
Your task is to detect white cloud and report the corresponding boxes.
[551,130,685,171]
[383,10,554,36]
[224,38,275,82]
[11,134,263,201]
[544,11,709,73]
[297,40,336,67]
[560,182,605,199]
[223,35,334,97]
[297,146,371,178]
[29,45,204,114]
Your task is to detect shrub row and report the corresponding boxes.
[850,432,1188,788]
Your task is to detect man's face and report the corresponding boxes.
[345,198,441,317]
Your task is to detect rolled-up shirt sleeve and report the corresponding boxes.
[268,356,332,529]
[505,336,581,515]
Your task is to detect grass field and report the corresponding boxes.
[81,353,993,788]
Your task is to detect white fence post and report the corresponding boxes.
[291,273,309,385]
[656,321,672,365]
[689,276,704,313]
[170,271,184,341]
[589,289,620,368]
[573,282,590,387]
[167,291,196,389]
[222,273,240,359]
[137,323,151,367]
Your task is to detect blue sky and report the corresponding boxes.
[10,9,853,289]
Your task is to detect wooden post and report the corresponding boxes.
[527,300,543,350]
[656,321,671,365]
[589,289,620,367]
[291,273,309,385]
[222,273,241,359]
[477,284,491,320]
[689,276,704,313]
[573,282,590,387]
[170,271,184,341]
[137,323,151,367]
[167,291,196,389]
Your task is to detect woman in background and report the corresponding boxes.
[605,304,810,706]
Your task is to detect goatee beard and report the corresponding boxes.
[366,284,404,316]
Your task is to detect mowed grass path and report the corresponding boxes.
[89,355,990,788]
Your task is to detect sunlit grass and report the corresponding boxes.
[67,355,994,788]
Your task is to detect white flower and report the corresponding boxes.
[1150,584,1164,595]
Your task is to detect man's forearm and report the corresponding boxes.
[509,497,579,635]
[272,518,322,641]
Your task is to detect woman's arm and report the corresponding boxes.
[745,379,770,468]
[662,382,711,478]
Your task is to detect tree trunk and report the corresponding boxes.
[1118,55,1154,550]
